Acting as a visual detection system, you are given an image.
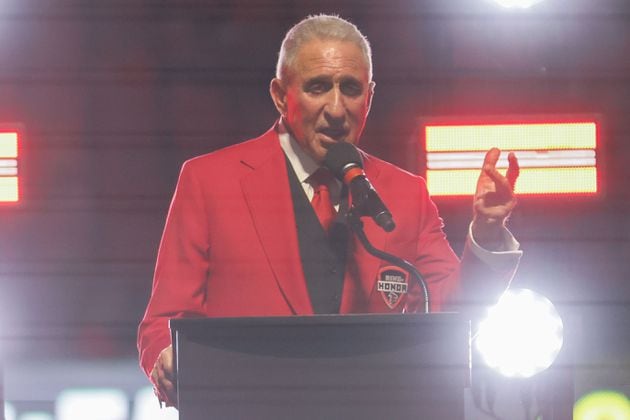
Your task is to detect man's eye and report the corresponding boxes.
[341,83,363,96]
[306,82,329,93]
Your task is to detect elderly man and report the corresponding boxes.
[138,14,521,406]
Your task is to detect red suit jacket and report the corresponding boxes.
[137,125,516,377]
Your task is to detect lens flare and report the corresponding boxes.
[475,288,563,378]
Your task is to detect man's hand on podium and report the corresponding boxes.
[151,345,177,407]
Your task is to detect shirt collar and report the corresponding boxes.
[277,120,320,183]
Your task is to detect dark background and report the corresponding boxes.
[0,0,628,398]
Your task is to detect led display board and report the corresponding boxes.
[422,117,599,197]
[0,129,20,203]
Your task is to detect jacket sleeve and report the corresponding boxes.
[410,178,461,313]
[137,161,210,377]
[409,178,520,314]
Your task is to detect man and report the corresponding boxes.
[138,14,521,406]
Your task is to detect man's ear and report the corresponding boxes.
[366,81,376,115]
[269,78,288,117]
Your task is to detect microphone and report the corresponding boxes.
[323,142,395,232]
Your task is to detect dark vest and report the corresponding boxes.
[285,157,348,314]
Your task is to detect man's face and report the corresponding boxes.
[270,38,374,163]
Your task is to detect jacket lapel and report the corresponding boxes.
[239,129,314,315]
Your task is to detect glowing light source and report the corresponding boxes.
[428,167,597,195]
[426,122,596,152]
[0,130,19,203]
[475,288,563,378]
[423,120,599,196]
[5,402,17,420]
[19,412,54,420]
[574,390,630,420]
[132,387,179,420]
[492,0,545,8]
[0,132,18,157]
[0,177,19,202]
[56,388,128,420]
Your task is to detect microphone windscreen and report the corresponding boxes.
[323,142,364,180]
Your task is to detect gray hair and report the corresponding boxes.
[276,14,373,81]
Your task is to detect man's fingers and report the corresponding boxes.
[477,148,502,193]
[506,152,520,190]
[480,150,519,195]
[157,376,177,404]
[474,149,519,225]
[474,196,516,217]
[482,147,500,171]
[160,347,174,380]
[482,165,511,194]
[152,365,177,406]
[150,345,177,406]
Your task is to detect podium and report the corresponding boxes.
[171,313,470,420]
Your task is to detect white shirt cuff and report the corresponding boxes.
[467,222,523,270]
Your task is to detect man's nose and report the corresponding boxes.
[323,88,346,123]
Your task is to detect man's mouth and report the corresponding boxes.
[318,127,348,142]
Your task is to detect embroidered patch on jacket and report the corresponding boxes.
[377,266,409,309]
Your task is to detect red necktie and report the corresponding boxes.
[309,168,336,231]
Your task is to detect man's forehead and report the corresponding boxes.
[293,39,369,80]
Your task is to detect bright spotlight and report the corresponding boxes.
[475,288,563,378]
[574,390,630,420]
[492,0,545,8]
[56,388,128,420]
[19,412,54,420]
[132,387,179,420]
[5,402,17,420]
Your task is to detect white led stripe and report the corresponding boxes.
[0,158,18,167]
[0,168,17,176]
[427,150,595,161]
[0,158,18,176]
[427,150,595,169]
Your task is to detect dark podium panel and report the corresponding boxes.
[171,313,470,420]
